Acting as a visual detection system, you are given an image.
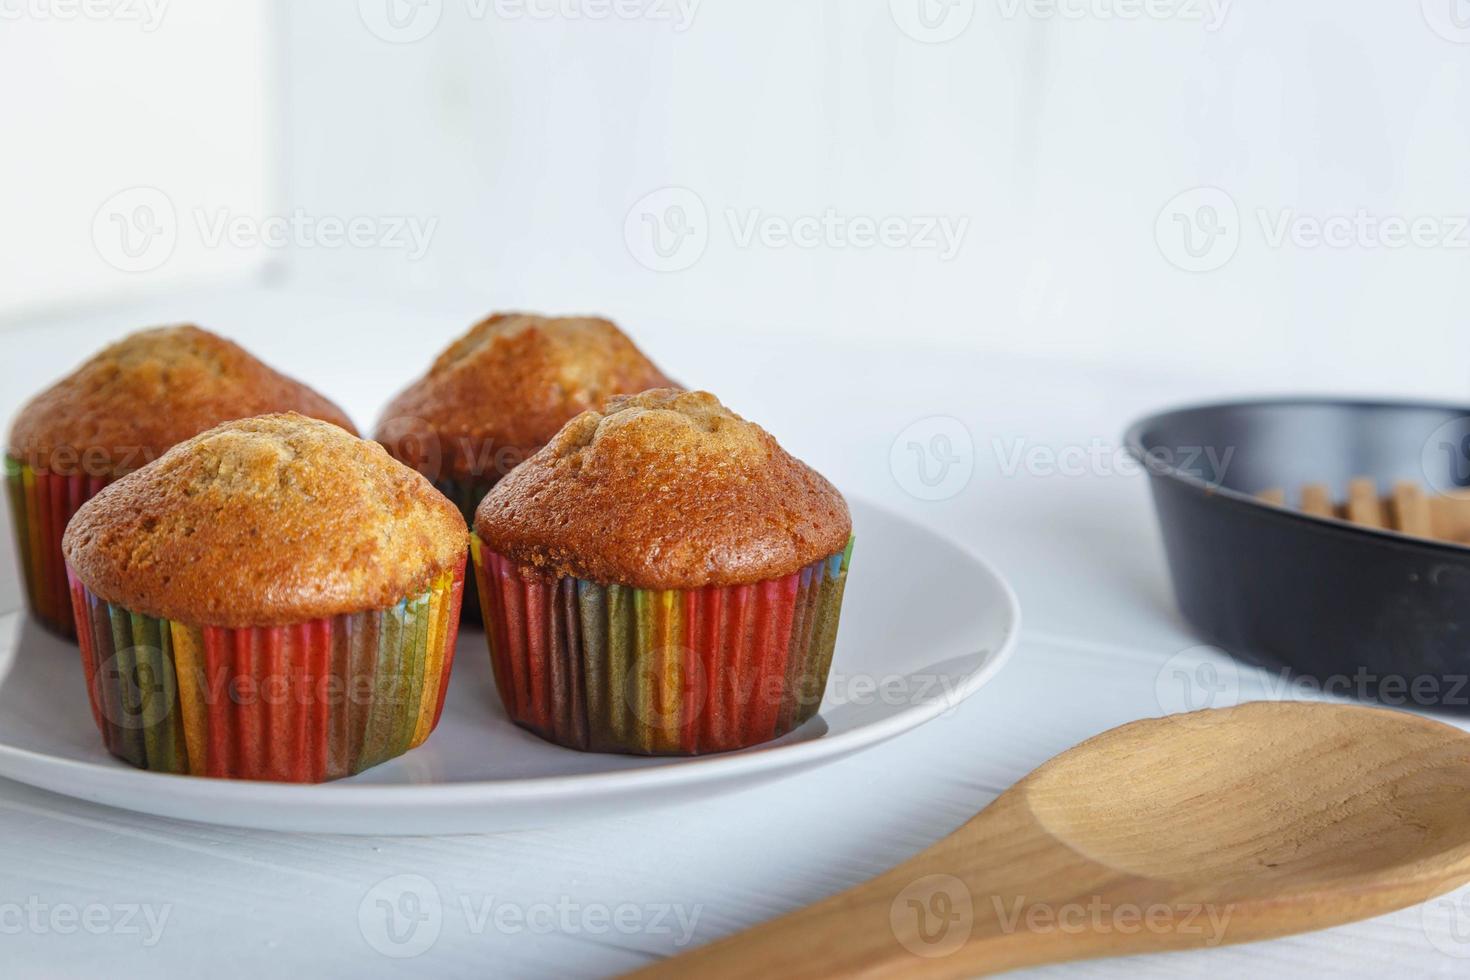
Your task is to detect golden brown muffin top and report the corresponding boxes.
[375,312,674,484]
[7,325,356,477]
[474,389,851,589]
[63,414,467,628]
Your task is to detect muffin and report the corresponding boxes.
[375,312,674,622]
[6,325,356,638]
[472,389,853,756]
[62,414,467,782]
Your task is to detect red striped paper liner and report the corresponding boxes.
[67,555,466,782]
[5,455,111,638]
[471,536,852,755]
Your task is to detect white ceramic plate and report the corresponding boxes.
[0,498,1018,835]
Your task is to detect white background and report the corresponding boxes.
[4,2,1470,977]
[2,2,1469,395]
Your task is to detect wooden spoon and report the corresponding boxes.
[627,701,1470,978]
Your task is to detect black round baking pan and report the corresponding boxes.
[1125,398,1470,713]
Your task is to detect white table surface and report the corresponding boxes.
[3,285,1470,978]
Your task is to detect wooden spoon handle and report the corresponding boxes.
[625,803,1109,979]
[624,880,990,980]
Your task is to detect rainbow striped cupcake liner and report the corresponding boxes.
[5,454,111,639]
[472,536,852,755]
[435,477,496,625]
[66,556,466,782]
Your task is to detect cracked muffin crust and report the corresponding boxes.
[63,413,467,627]
[375,313,675,484]
[8,325,356,476]
[473,388,851,589]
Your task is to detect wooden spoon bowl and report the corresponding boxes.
[629,702,1470,977]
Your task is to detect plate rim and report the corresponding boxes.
[0,496,1020,813]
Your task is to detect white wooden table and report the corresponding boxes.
[3,285,1469,977]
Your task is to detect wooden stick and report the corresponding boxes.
[1256,478,1470,547]
[1345,478,1384,528]
[1299,484,1335,519]
[1390,481,1431,537]
[1430,493,1470,544]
